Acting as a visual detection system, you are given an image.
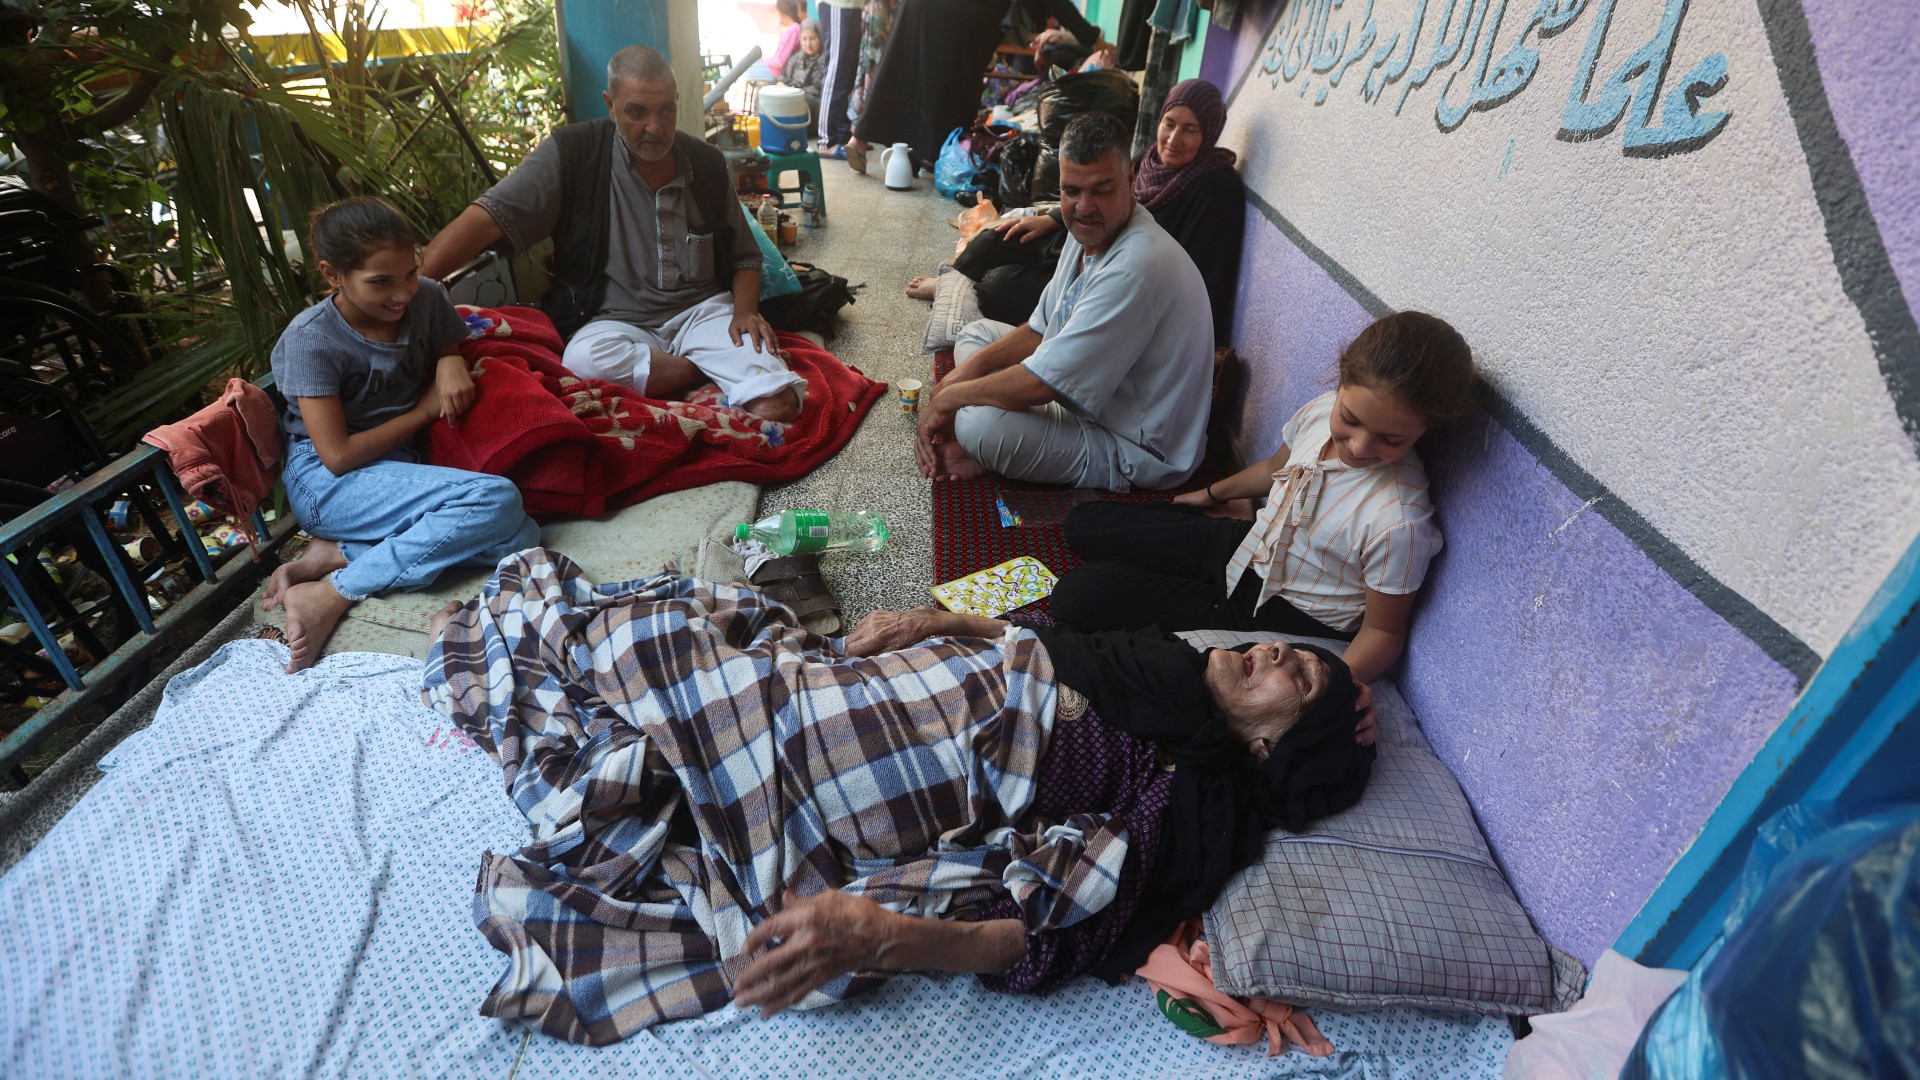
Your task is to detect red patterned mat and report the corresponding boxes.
[927,349,1223,615]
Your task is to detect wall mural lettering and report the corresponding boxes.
[1258,0,1731,156]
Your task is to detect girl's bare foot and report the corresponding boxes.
[282,579,354,673]
[932,439,988,482]
[262,539,347,611]
[429,600,465,643]
[905,275,938,301]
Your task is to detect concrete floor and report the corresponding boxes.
[756,159,963,622]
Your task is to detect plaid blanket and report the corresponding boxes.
[423,549,1134,1045]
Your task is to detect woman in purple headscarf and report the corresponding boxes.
[911,79,1246,346]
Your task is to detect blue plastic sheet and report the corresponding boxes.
[1624,802,1920,1079]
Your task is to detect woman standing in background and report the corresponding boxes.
[841,0,1107,174]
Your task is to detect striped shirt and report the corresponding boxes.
[1222,391,1443,632]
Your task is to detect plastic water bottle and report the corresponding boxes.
[757,194,781,234]
[735,510,889,555]
[800,182,820,228]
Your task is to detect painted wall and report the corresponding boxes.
[1203,0,1920,963]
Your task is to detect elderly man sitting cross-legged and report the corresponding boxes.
[916,111,1216,491]
[420,46,804,422]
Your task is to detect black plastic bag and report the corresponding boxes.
[760,262,856,339]
[1008,80,1048,117]
[1033,147,1060,204]
[995,132,1046,209]
[1036,69,1139,148]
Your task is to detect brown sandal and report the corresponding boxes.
[749,553,844,635]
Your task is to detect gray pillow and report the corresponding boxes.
[1175,629,1587,1016]
[922,267,983,354]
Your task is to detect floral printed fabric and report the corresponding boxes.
[847,0,895,123]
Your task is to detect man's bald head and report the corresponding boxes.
[607,45,675,91]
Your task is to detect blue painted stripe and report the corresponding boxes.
[1613,529,1920,967]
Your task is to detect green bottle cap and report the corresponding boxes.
[734,523,750,541]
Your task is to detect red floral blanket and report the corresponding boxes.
[426,306,886,517]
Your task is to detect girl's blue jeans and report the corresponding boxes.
[282,437,541,602]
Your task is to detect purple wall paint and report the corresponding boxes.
[1798,0,1920,325]
[1197,0,1282,99]
[1406,414,1802,960]
[1226,217,1374,460]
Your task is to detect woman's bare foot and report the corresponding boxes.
[931,439,988,482]
[262,539,347,612]
[281,579,354,673]
[429,600,465,644]
[905,275,938,301]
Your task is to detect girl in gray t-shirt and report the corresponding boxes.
[264,197,539,674]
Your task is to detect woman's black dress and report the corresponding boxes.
[853,0,1102,168]
[851,0,1010,167]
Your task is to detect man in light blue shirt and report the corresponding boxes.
[915,113,1215,491]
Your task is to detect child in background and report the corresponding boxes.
[263,196,539,673]
[765,0,806,78]
[1050,311,1476,683]
[782,18,827,123]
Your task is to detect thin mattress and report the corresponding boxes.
[0,642,1513,1077]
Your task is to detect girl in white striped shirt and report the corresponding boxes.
[1052,312,1475,683]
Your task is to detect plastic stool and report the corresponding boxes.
[763,148,826,218]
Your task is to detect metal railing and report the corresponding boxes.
[0,438,294,786]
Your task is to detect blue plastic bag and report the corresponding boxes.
[1624,802,1920,1079]
[933,128,978,199]
[747,214,802,300]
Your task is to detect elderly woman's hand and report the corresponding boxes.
[736,890,900,1018]
[843,607,941,656]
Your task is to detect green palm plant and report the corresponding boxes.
[4,0,562,449]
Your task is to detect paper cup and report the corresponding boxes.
[898,379,923,414]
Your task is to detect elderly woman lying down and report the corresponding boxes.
[424,548,1374,1047]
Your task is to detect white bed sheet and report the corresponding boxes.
[0,642,1512,1078]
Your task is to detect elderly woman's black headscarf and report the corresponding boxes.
[1254,643,1373,829]
[1029,627,1374,981]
